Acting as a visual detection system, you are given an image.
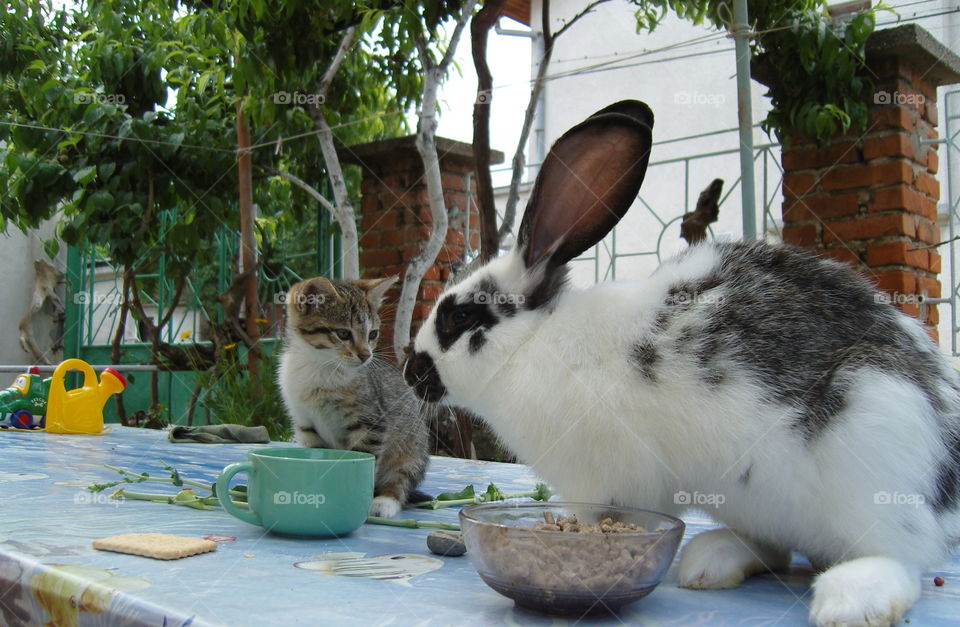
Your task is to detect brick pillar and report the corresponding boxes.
[340,136,503,359]
[777,25,960,341]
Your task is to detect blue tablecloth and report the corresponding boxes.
[0,426,957,626]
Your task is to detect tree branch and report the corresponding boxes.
[308,26,360,279]
[438,7,471,71]
[318,26,356,98]
[554,0,609,38]
[498,0,610,244]
[157,274,188,331]
[264,166,336,214]
[216,262,262,355]
[394,3,475,358]
[499,0,552,243]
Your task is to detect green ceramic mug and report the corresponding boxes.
[216,447,375,537]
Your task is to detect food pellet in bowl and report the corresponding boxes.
[532,513,646,534]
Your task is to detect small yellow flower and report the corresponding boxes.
[179,330,192,339]
[223,343,236,350]
[255,318,268,324]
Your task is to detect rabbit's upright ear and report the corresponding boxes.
[517,100,654,269]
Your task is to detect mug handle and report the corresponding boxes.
[217,462,261,526]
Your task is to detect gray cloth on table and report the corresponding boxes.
[167,424,271,444]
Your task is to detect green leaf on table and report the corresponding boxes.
[482,483,503,502]
[533,483,553,501]
[160,460,183,486]
[88,481,121,493]
[435,484,475,502]
[171,489,209,509]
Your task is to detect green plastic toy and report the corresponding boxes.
[0,367,48,429]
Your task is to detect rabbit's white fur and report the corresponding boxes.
[413,244,956,625]
[423,245,954,547]
[406,101,958,625]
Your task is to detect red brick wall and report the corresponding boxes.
[351,144,481,359]
[780,57,943,340]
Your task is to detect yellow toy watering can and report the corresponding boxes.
[45,359,126,435]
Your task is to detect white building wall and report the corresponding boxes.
[0,223,63,365]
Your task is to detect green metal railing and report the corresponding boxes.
[63,203,342,423]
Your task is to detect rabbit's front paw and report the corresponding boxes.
[810,557,920,627]
[369,496,401,518]
[678,528,790,589]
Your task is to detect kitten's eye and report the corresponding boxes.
[335,329,352,341]
[368,330,379,341]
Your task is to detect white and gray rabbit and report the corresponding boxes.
[404,100,960,626]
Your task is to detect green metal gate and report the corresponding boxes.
[62,205,341,424]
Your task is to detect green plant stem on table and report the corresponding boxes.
[88,462,551,531]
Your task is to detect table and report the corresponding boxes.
[1,426,957,626]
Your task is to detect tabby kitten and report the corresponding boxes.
[277,275,431,518]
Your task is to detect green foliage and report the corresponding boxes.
[0,0,456,399]
[758,6,877,144]
[0,0,239,276]
[196,348,291,441]
[0,0,434,280]
[631,0,882,144]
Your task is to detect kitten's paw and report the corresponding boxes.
[678,528,789,589]
[369,496,401,518]
[810,557,919,627]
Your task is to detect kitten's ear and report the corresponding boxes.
[355,275,399,310]
[293,277,339,313]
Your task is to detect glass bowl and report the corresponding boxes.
[459,502,684,615]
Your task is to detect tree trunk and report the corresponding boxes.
[111,265,132,425]
[471,0,508,261]
[236,100,261,391]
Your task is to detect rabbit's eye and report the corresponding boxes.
[447,309,472,328]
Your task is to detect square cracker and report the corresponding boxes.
[93,533,217,560]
